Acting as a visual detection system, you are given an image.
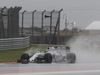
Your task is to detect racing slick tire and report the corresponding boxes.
[66,53,76,63]
[20,53,29,64]
[44,53,52,63]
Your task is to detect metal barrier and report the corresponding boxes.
[0,37,30,50]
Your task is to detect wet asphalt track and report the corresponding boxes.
[1,62,100,75]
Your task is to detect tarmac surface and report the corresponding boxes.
[0,62,100,75]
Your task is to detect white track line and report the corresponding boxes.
[2,70,100,75]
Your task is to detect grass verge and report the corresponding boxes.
[0,44,48,63]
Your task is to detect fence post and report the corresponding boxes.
[0,7,6,38]
[49,10,54,44]
[32,10,36,43]
[41,10,46,44]
[7,7,12,37]
[14,6,22,37]
[17,7,22,37]
[22,10,26,37]
[57,9,63,45]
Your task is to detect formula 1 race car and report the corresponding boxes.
[17,46,76,64]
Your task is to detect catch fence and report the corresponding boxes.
[0,7,68,45]
[19,9,63,44]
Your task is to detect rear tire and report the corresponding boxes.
[44,53,52,63]
[67,53,76,63]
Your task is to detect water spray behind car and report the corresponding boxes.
[67,34,100,63]
[25,47,41,56]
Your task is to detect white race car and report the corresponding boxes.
[17,46,76,64]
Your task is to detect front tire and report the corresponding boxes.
[44,53,52,63]
[20,53,29,64]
